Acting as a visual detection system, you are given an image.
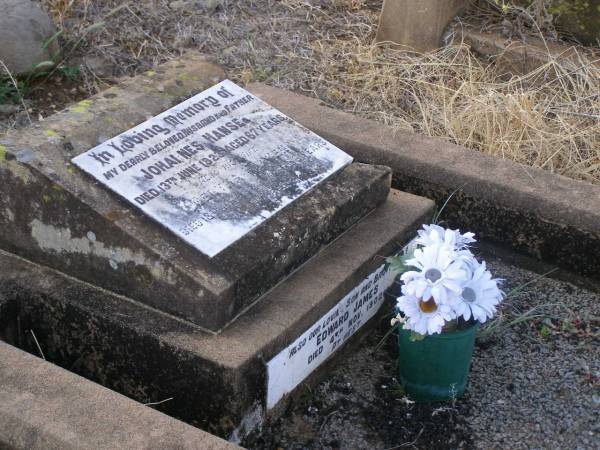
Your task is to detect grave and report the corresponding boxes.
[0,54,433,440]
[0,62,392,332]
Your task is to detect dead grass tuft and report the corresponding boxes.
[41,0,92,27]
[287,36,600,183]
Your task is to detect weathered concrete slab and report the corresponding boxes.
[0,54,390,331]
[0,342,239,450]
[0,190,434,439]
[247,83,600,280]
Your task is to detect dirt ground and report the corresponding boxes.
[245,247,600,450]
[13,0,380,121]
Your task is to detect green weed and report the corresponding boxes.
[0,76,25,104]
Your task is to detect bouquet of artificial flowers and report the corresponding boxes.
[389,224,504,337]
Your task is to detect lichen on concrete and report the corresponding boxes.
[70,99,94,114]
[29,219,176,283]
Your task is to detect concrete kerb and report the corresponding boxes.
[248,83,600,280]
[0,342,239,450]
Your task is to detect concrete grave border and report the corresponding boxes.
[248,83,600,280]
[0,341,238,450]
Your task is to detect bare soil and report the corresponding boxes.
[1,0,380,131]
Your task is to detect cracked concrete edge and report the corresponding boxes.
[0,342,240,450]
[247,83,600,278]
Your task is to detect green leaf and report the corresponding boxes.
[504,268,558,299]
[391,384,406,396]
[42,29,63,51]
[409,331,426,342]
[539,324,551,338]
[561,320,576,333]
[431,184,467,224]
[386,255,406,274]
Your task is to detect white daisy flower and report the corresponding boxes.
[401,243,468,305]
[415,224,476,251]
[397,288,455,335]
[454,260,504,323]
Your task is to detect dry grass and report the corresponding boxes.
[26,0,600,184]
[295,38,600,183]
[467,0,560,41]
[42,0,92,27]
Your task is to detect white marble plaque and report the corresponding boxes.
[72,80,353,257]
[266,264,395,409]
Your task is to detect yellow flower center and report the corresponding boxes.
[419,297,438,314]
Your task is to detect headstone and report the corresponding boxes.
[0,189,435,438]
[0,57,391,331]
[72,80,353,257]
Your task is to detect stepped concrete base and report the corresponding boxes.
[0,342,239,450]
[0,53,391,332]
[0,190,433,440]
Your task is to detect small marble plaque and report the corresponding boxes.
[266,263,395,409]
[72,80,353,257]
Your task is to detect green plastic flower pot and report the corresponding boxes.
[397,323,479,402]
